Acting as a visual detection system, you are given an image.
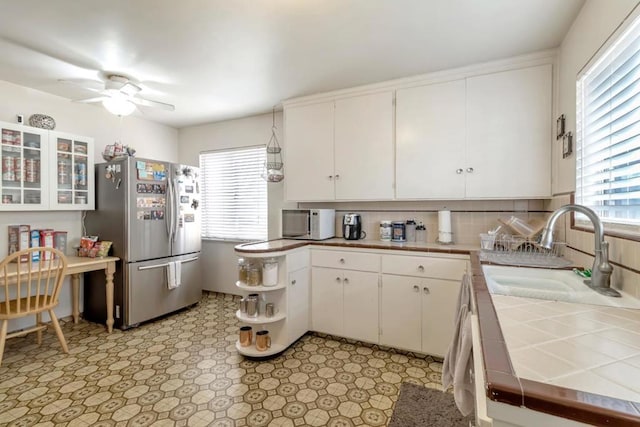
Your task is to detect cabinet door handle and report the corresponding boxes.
[423,287,430,294]
[329,175,333,180]
[417,265,424,272]
[343,278,349,284]
[339,258,345,264]
[466,167,474,173]
[413,285,420,292]
[335,174,340,180]
[456,168,463,174]
[291,279,296,285]
[336,277,341,283]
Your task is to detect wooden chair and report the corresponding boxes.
[0,248,69,365]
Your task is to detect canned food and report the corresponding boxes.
[24,158,39,183]
[379,220,392,241]
[392,221,406,242]
[2,157,15,181]
[76,162,87,186]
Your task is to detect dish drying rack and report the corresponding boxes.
[479,216,572,268]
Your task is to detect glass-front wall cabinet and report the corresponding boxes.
[0,122,94,211]
[49,132,94,210]
[1,124,48,210]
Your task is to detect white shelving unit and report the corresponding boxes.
[233,248,310,358]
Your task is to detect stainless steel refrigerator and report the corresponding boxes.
[84,157,202,329]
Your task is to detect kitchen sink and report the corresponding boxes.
[482,265,640,308]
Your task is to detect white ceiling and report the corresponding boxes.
[0,0,585,128]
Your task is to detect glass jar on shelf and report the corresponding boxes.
[57,155,72,187]
[246,262,262,287]
[262,257,278,287]
[238,257,248,284]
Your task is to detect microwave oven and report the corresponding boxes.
[282,209,335,240]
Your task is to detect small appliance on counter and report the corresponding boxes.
[343,213,367,240]
[282,209,335,240]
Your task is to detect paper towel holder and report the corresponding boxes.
[436,232,454,245]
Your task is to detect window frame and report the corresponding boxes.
[573,5,640,240]
[199,145,268,242]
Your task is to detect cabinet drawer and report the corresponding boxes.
[312,250,380,272]
[382,254,466,280]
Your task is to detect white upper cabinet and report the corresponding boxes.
[396,79,466,199]
[284,92,394,201]
[334,92,394,200]
[284,101,335,201]
[1,123,49,210]
[0,121,95,211]
[284,54,554,201]
[49,131,95,210]
[466,64,552,198]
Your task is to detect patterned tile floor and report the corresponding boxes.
[0,293,444,427]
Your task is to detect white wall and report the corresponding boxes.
[179,112,294,295]
[0,79,179,330]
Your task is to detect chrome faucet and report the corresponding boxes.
[539,204,620,297]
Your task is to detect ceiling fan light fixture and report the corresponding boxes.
[102,97,136,116]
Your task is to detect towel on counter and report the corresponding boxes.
[167,261,179,290]
[442,274,475,416]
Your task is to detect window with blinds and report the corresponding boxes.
[576,13,640,228]
[199,146,268,240]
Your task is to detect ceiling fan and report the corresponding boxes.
[61,74,175,116]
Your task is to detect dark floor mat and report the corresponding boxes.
[388,382,471,427]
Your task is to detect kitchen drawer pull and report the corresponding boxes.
[291,279,296,285]
[343,278,349,284]
[182,257,199,264]
[339,258,345,264]
[466,167,474,173]
[413,285,419,292]
[417,265,424,272]
[423,286,430,294]
[456,168,463,174]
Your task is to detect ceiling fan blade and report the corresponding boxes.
[58,78,105,92]
[130,97,175,111]
[73,96,108,104]
[120,82,141,96]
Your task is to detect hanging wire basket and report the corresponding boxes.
[262,107,284,183]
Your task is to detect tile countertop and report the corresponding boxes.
[235,237,478,254]
[470,252,640,426]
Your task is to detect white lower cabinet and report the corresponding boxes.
[287,267,310,343]
[381,274,460,357]
[380,274,422,352]
[311,267,379,344]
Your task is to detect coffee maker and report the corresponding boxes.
[342,213,366,240]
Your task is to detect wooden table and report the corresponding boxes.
[65,256,119,333]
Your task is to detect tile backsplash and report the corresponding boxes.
[300,200,547,245]
[301,197,640,298]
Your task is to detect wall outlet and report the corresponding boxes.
[17,114,24,124]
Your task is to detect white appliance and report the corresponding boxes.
[282,209,335,240]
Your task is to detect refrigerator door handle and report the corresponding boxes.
[165,179,172,238]
[168,178,177,241]
[172,178,180,242]
[138,263,170,271]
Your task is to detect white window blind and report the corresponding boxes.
[576,13,640,226]
[199,146,268,240]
